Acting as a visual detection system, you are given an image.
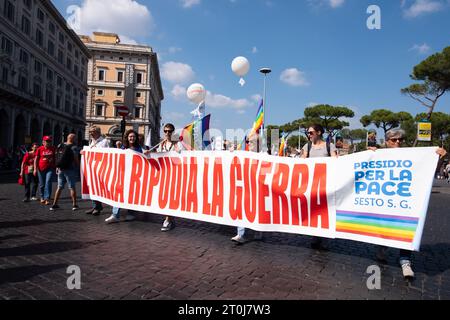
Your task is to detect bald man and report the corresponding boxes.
[50,133,80,211]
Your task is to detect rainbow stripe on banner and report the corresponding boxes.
[336,210,419,243]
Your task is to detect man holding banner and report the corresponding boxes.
[158,123,181,232]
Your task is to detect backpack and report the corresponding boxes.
[306,141,331,158]
[55,143,74,170]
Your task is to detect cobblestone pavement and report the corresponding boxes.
[0,173,449,300]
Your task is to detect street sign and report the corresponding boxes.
[117,105,129,117]
[418,121,432,142]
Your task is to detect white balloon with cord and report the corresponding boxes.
[231,56,250,86]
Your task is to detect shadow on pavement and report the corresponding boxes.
[0,264,67,285]
[0,240,107,257]
[0,219,86,229]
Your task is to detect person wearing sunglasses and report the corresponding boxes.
[373,128,446,279]
[301,124,338,249]
[157,123,180,232]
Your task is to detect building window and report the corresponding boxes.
[116,91,123,97]
[59,32,65,43]
[75,50,79,59]
[65,100,70,113]
[74,65,79,77]
[47,69,54,82]
[45,89,53,105]
[49,22,55,34]
[97,89,104,96]
[35,28,44,47]
[4,0,15,22]
[47,40,54,56]
[2,67,8,83]
[136,72,143,84]
[117,71,124,82]
[33,83,42,98]
[19,76,28,91]
[58,49,64,64]
[80,70,84,81]
[57,76,62,87]
[98,69,106,81]
[19,49,29,65]
[95,103,104,117]
[135,92,142,98]
[34,60,42,74]
[1,37,13,56]
[23,0,32,10]
[37,8,44,23]
[56,94,61,109]
[134,106,142,119]
[67,42,73,52]
[66,57,72,70]
[21,15,31,35]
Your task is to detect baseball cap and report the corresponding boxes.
[43,136,52,141]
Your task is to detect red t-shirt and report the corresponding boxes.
[36,146,56,171]
[21,152,36,174]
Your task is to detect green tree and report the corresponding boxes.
[301,104,355,138]
[340,128,368,146]
[401,46,450,120]
[360,109,413,135]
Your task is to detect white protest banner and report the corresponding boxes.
[81,147,439,251]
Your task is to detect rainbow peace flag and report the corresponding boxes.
[336,210,419,243]
[251,99,264,135]
[279,133,288,156]
[180,114,211,151]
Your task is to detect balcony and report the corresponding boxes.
[0,80,42,108]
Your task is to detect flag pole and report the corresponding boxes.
[259,68,271,153]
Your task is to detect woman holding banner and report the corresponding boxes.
[105,130,141,224]
[374,129,447,279]
[301,124,338,249]
[231,131,264,244]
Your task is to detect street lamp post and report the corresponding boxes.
[259,67,271,152]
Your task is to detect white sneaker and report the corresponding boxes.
[161,219,174,232]
[105,215,120,224]
[31,197,38,201]
[400,260,415,278]
[231,235,246,244]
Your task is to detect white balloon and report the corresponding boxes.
[186,83,206,104]
[231,56,250,77]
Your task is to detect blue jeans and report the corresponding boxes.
[112,207,135,219]
[237,227,246,237]
[37,169,54,200]
[57,169,76,189]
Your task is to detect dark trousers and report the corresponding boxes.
[24,173,38,199]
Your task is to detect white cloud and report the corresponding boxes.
[307,0,345,8]
[118,35,138,45]
[252,46,258,54]
[68,0,154,43]
[409,43,432,54]
[403,0,445,18]
[280,68,310,87]
[180,0,201,8]
[171,84,187,101]
[206,91,253,110]
[164,111,186,121]
[161,62,195,84]
[329,0,345,8]
[168,47,182,54]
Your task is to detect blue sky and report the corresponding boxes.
[53,0,450,137]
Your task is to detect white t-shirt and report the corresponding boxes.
[89,136,110,148]
[302,142,337,158]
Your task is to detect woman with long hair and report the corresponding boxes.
[105,130,141,224]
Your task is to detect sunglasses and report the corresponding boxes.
[389,138,404,143]
[307,131,316,135]
[164,130,174,133]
